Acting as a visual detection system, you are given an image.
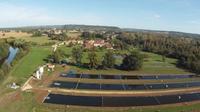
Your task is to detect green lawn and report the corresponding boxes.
[11,36,58,45]
[23,36,57,45]
[59,46,190,75]
[9,46,51,83]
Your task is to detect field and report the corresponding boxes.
[2,46,52,86]
[0,31,57,45]
[0,36,199,112]
[59,46,191,75]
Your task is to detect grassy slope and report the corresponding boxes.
[17,36,57,45]
[9,46,51,83]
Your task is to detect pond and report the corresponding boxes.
[5,46,19,65]
[44,92,200,107]
[61,73,196,80]
[50,81,200,90]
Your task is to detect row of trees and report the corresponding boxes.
[48,32,68,41]
[0,42,9,64]
[116,32,200,73]
[81,32,104,40]
[50,46,143,70]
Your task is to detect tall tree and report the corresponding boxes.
[72,46,83,66]
[121,50,143,70]
[52,49,64,63]
[88,49,98,69]
[102,50,115,68]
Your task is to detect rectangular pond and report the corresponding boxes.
[50,81,200,90]
[50,81,78,89]
[44,92,200,107]
[60,73,197,80]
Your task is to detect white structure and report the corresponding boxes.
[52,44,58,52]
[39,66,44,74]
[10,82,20,89]
[35,66,45,80]
[36,70,41,79]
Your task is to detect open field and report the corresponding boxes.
[67,32,81,39]
[0,31,31,38]
[0,31,58,45]
[58,46,191,75]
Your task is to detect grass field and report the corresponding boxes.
[8,46,52,84]
[0,31,58,45]
[58,46,191,75]
[18,36,57,45]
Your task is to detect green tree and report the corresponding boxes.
[88,49,98,69]
[32,31,42,37]
[0,43,9,61]
[72,46,83,66]
[52,49,64,63]
[59,32,68,41]
[121,50,143,70]
[162,55,166,62]
[102,50,115,68]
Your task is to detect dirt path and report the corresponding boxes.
[32,86,200,97]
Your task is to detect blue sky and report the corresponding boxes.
[0,0,200,34]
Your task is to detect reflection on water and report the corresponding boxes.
[6,47,19,64]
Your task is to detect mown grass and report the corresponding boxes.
[59,46,190,75]
[8,46,52,84]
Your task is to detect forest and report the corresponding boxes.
[115,32,200,74]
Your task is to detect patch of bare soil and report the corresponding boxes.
[33,89,49,104]
[0,91,21,107]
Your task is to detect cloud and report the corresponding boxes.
[0,3,105,27]
[154,14,161,19]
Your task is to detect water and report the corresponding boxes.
[50,81,77,89]
[61,73,196,80]
[6,47,19,64]
[50,81,200,90]
[44,92,200,107]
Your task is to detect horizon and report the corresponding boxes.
[0,0,200,34]
[1,24,200,35]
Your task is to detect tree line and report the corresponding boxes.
[50,46,143,71]
[116,32,200,74]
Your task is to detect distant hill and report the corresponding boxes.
[0,24,121,32]
[122,28,200,39]
[1,24,200,39]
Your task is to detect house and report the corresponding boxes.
[94,40,105,47]
[83,39,113,49]
[84,40,95,49]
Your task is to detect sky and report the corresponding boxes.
[0,0,200,34]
